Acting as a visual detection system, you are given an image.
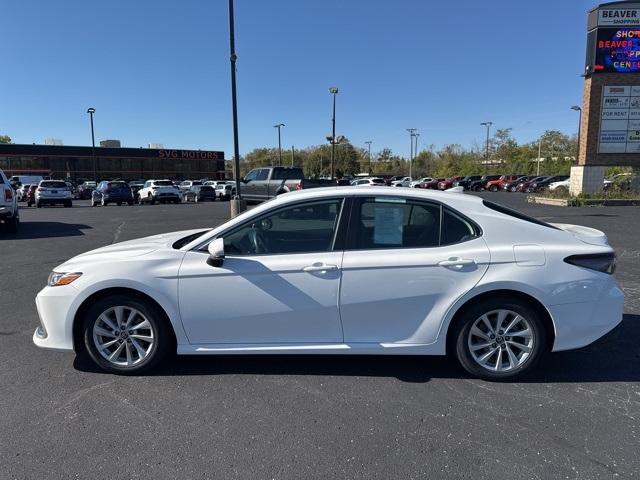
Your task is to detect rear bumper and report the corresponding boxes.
[550,282,624,351]
[37,197,71,204]
[103,194,133,202]
[0,206,16,219]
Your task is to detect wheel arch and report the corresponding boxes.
[72,287,177,353]
[444,289,555,355]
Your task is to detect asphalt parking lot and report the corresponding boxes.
[1,193,639,479]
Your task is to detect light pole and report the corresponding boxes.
[571,105,582,163]
[86,107,96,181]
[480,122,492,174]
[413,133,420,178]
[537,136,543,176]
[329,87,338,179]
[291,145,294,167]
[228,0,244,212]
[274,123,284,166]
[364,140,372,174]
[406,128,417,178]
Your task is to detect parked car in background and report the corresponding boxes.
[438,176,464,190]
[17,184,32,201]
[390,176,412,187]
[503,176,532,192]
[603,173,636,191]
[25,184,38,207]
[76,181,97,200]
[454,175,482,190]
[515,176,549,193]
[410,177,433,187]
[179,180,204,195]
[183,185,217,203]
[0,168,19,232]
[384,175,405,186]
[138,179,181,205]
[548,178,570,192]
[128,181,145,200]
[9,175,44,190]
[241,166,336,202]
[485,174,520,192]
[204,180,229,188]
[215,183,235,200]
[530,175,569,192]
[352,177,387,186]
[468,175,501,191]
[418,178,446,189]
[91,181,134,207]
[35,180,72,208]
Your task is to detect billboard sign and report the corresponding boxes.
[599,85,640,153]
[598,8,640,26]
[594,28,640,72]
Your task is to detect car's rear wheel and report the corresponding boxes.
[148,193,155,205]
[489,185,498,192]
[453,298,546,381]
[5,215,19,233]
[82,295,173,375]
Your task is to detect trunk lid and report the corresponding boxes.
[550,223,610,246]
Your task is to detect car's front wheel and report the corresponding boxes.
[82,295,173,374]
[453,298,547,381]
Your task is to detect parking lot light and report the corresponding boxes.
[86,108,96,181]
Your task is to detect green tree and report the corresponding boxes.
[0,134,11,144]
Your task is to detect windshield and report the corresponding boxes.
[154,180,173,186]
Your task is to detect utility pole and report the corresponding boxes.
[480,122,492,174]
[364,141,372,174]
[291,145,294,167]
[413,133,420,178]
[537,136,543,176]
[274,123,284,166]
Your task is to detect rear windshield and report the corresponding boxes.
[483,200,559,230]
[192,181,203,186]
[200,186,213,191]
[108,182,128,188]
[371,178,385,184]
[41,181,67,189]
[154,180,173,186]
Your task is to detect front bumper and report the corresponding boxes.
[550,282,624,351]
[33,285,77,352]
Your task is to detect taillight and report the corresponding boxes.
[296,183,303,190]
[4,189,12,201]
[564,253,616,274]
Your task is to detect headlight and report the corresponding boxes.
[48,271,82,287]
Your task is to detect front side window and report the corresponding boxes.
[255,169,269,181]
[244,169,259,182]
[222,199,344,255]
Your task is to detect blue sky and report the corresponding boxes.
[1,0,594,158]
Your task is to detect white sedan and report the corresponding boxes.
[33,187,623,380]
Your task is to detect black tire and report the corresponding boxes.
[128,201,134,206]
[149,194,155,205]
[81,294,174,375]
[6,215,18,233]
[452,297,547,381]
[36,201,42,208]
[117,202,122,206]
[138,195,144,205]
[64,201,72,208]
[489,185,498,192]
[194,195,199,203]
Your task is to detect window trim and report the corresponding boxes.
[195,197,347,257]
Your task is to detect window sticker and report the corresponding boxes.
[373,206,404,245]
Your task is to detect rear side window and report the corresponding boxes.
[483,200,559,230]
[347,198,480,250]
[40,181,67,189]
[272,168,303,180]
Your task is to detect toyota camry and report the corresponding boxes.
[34,187,623,381]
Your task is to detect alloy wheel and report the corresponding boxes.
[467,309,534,372]
[92,306,155,367]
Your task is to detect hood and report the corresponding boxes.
[550,223,609,247]
[70,228,208,262]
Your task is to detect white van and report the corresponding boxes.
[9,175,44,188]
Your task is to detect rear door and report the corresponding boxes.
[339,196,490,345]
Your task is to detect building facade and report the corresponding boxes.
[0,144,226,181]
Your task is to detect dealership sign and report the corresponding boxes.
[599,85,640,153]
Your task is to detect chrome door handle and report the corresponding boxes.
[303,263,338,273]
[438,258,476,268]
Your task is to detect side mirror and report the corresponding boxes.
[206,238,225,267]
[242,177,250,183]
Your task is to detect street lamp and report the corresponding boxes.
[480,121,493,173]
[413,133,420,178]
[406,128,417,178]
[329,87,338,179]
[86,107,96,181]
[364,140,372,174]
[274,123,285,166]
[571,105,582,163]
[228,0,244,212]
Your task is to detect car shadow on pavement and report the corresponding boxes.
[0,222,92,240]
[73,314,640,383]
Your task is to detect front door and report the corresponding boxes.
[339,196,490,344]
[178,198,346,344]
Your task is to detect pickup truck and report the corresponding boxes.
[0,169,19,232]
[240,166,336,203]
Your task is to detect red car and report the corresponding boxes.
[485,174,520,192]
[515,176,548,193]
[437,176,464,190]
[26,184,38,207]
[418,178,446,189]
